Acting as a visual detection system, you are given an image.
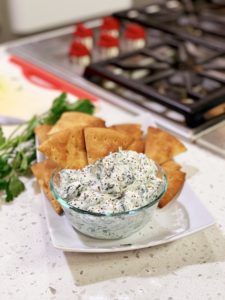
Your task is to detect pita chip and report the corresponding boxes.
[38,126,88,169]
[145,127,187,164]
[162,160,182,172]
[159,160,186,208]
[31,160,63,214]
[109,123,142,139]
[35,125,52,144]
[49,112,105,135]
[31,159,57,185]
[128,139,145,153]
[84,127,134,164]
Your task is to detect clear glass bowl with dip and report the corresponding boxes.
[50,152,167,240]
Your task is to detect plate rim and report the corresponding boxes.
[41,185,215,253]
[50,222,216,253]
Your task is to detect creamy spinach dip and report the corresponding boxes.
[58,150,162,214]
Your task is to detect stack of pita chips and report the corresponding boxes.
[32,111,187,214]
[33,113,106,214]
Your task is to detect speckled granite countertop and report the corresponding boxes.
[1,47,225,300]
[1,143,225,300]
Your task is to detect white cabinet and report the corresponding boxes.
[7,0,131,34]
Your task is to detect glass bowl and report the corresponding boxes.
[50,164,167,240]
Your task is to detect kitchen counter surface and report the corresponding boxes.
[1,46,225,300]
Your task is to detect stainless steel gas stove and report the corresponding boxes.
[7,0,225,158]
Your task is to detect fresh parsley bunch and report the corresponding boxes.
[0,93,95,201]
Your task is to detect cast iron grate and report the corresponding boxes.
[113,0,225,51]
[84,39,225,127]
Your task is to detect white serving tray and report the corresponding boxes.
[37,113,215,253]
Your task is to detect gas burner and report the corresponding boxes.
[84,40,225,128]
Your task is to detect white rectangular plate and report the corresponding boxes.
[38,113,215,253]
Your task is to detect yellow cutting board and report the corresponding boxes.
[0,74,59,120]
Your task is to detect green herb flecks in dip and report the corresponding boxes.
[59,150,163,214]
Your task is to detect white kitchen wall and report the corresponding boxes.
[7,0,132,34]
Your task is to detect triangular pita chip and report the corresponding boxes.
[31,160,62,214]
[128,139,145,153]
[31,159,57,184]
[109,123,142,139]
[42,184,63,215]
[145,127,187,164]
[38,127,88,169]
[49,112,105,135]
[84,128,134,164]
[162,160,182,172]
[158,160,185,208]
[35,124,52,144]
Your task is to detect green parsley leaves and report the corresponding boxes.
[41,93,95,125]
[0,93,95,202]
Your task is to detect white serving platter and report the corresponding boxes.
[37,113,215,253]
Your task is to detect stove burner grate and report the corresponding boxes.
[84,39,225,127]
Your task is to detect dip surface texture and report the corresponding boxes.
[59,150,162,214]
